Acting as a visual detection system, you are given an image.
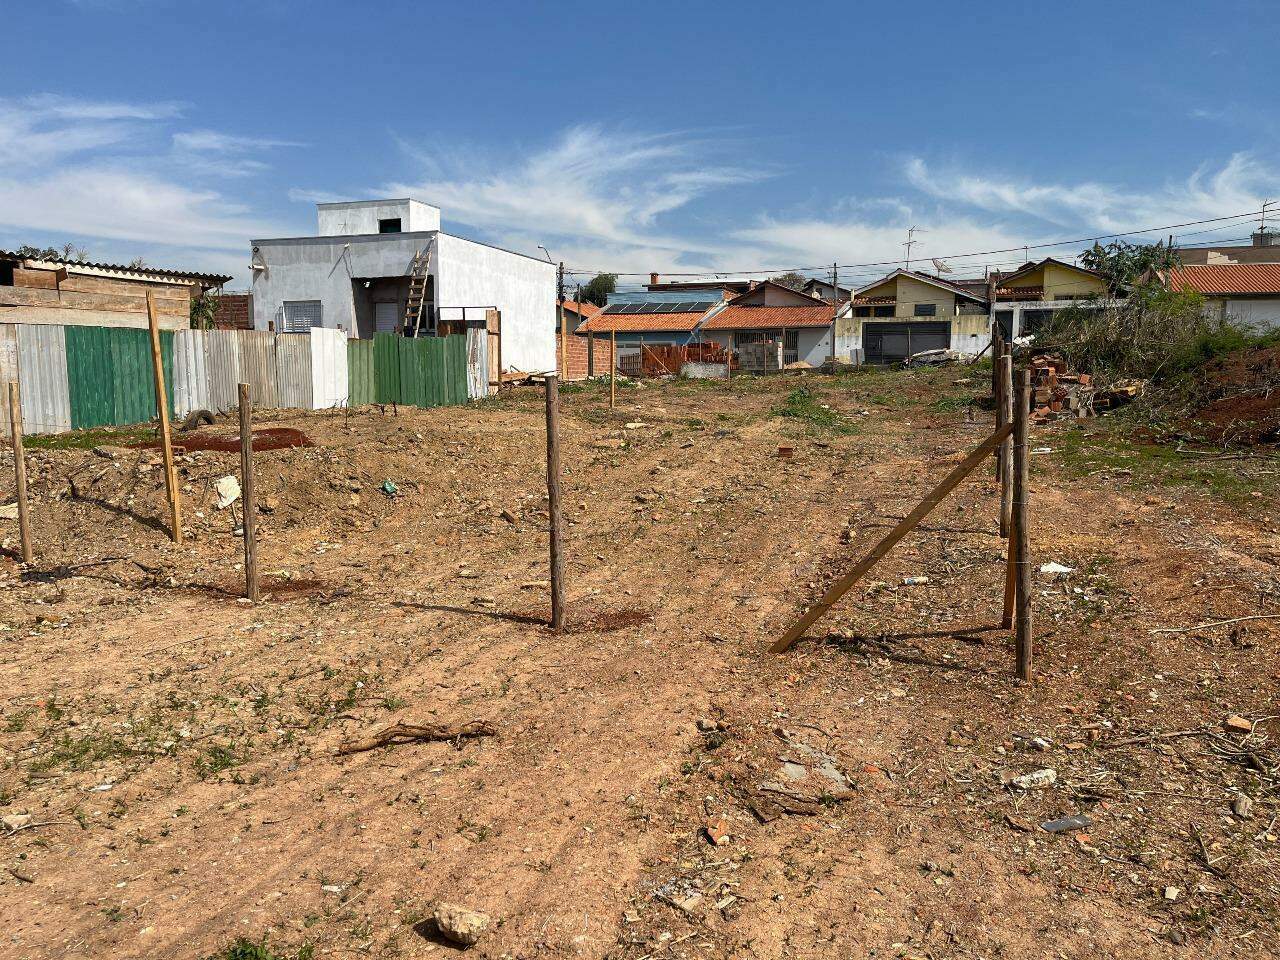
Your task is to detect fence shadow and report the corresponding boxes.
[65,488,170,536]
[392,601,549,627]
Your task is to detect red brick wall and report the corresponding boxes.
[558,333,616,380]
[213,292,252,330]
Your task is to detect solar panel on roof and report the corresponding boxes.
[637,303,661,313]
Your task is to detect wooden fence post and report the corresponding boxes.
[7,382,32,564]
[1013,369,1033,680]
[545,374,565,630]
[998,353,1013,538]
[146,290,182,544]
[238,383,259,602]
[610,330,617,410]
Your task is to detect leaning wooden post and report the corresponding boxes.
[1012,369,1033,680]
[998,353,1014,538]
[238,383,260,603]
[7,382,32,564]
[146,290,182,544]
[772,422,1012,653]
[609,329,617,410]
[544,374,565,630]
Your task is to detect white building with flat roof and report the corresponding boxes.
[249,199,556,375]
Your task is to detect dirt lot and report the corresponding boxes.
[2,368,1279,960]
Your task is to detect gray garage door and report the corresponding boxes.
[862,321,950,364]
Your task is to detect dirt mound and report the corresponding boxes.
[1178,345,1280,444]
[139,426,314,452]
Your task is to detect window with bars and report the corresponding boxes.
[282,300,323,332]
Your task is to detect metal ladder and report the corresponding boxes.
[404,244,433,336]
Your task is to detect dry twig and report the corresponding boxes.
[336,720,497,756]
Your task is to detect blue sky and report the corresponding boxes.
[3,0,1279,287]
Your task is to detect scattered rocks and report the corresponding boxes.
[1041,813,1092,833]
[704,820,731,846]
[432,903,490,946]
[1233,795,1254,819]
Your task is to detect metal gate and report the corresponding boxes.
[862,321,950,364]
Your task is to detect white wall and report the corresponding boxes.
[436,233,556,374]
[1222,297,1280,330]
[316,199,441,236]
[250,233,435,335]
[796,328,831,365]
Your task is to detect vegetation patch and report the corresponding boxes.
[1051,418,1280,507]
[773,387,859,434]
[26,425,156,451]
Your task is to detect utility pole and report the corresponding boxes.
[829,261,838,366]
[557,261,566,379]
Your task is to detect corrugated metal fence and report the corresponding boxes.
[1,325,482,437]
[348,333,473,409]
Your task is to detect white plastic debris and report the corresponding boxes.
[1009,768,1057,790]
[1039,562,1074,577]
[215,475,241,509]
[902,576,930,586]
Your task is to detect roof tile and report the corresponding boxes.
[1163,263,1280,296]
[700,304,834,330]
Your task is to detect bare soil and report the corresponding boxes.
[2,369,1278,960]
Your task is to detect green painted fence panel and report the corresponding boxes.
[347,339,375,406]
[373,333,401,404]
[65,327,176,430]
[66,327,113,429]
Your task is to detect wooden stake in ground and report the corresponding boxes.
[146,290,182,544]
[1012,368,1034,680]
[6,382,32,564]
[544,374,565,630]
[771,422,1013,653]
[998,353,1013,538]
[610,329,617,409]
[238,383,259,603]
[992,336,1005,482]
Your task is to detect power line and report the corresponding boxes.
[562,207,1269,278]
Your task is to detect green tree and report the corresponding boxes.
[580,273,617,307]
[190,290,221,330]
[1078,240,1179,290]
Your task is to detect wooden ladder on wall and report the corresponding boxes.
[404,244,433,336]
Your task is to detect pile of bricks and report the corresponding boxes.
[1030,354,1091,417]
[1028,353,1141,420]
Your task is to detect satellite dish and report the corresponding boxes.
[931,258,953,274]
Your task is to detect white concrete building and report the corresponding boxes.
[249,198,556,374]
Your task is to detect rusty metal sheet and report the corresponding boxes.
[172,329,209,418]
[466,326,488,399]
[274,333,312,409]
[205,330,241,415]
[235,330,278,408]
[16,324,70,435]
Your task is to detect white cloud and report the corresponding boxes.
[904,153,1274,238]
[171,129,303,177]
[0,166,274,250]
[0,94,289,277]
[385,125,767,264]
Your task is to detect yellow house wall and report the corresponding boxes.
[891,276,956,318]
[1042,263,1106,300]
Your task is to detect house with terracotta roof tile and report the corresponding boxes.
[989,258,1115,342]
[838,269,991,364]
[1159,262,1280,330]
[697,281,837,367]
